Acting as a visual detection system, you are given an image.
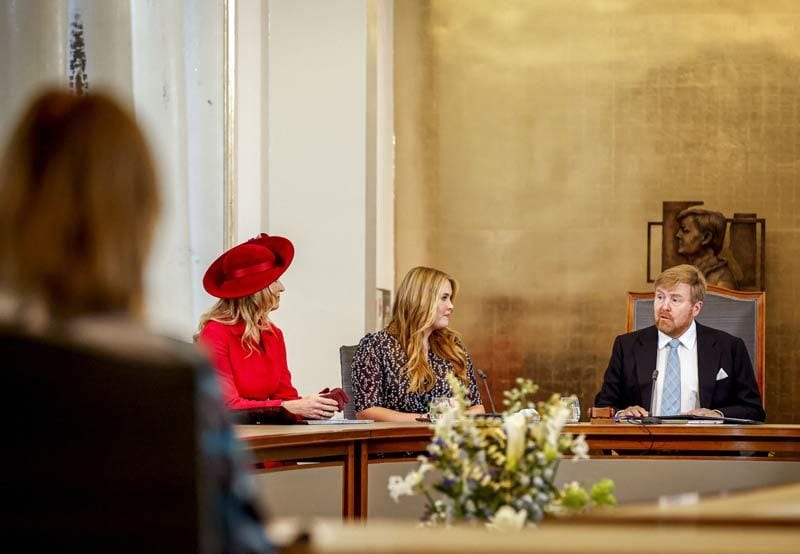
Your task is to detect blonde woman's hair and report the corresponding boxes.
[654,264,707,305]
[0,89,160,318]
[386,266,468,394]
[197,287,280,353]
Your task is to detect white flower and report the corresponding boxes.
[432,398,461,433]
[570,434,589,461]
[388,475,414,502]
[544,404,570,447]
[388,462,432,502]
[518,407,540,422]
[486,505,527,531]
[465,499,476,514]
[503,411,527,470]
[386,376,613,525]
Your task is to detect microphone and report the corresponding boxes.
[641,369,661,425]
[476,369,498,414]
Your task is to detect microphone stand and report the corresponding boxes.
[476,369,497,414]
[641,369,661,425]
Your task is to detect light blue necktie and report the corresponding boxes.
[661,339,682,416]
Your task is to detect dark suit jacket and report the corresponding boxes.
[594,322,765,421]
[0,320,273,552]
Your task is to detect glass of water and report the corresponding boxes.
[428,397,451,423]
[560,395,581,423]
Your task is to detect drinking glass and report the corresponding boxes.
[560,395,581,423]
[428,396,451,423]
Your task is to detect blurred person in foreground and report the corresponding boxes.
[351,266,484,421]
[0,88,273,552]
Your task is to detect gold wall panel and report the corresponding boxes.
[395,0,800,422]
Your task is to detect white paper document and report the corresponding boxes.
[304,419,374,425]
[685,419,724,425]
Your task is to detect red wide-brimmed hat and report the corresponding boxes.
[203,233,294,299]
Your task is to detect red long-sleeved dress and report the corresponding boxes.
[199,320,300,409]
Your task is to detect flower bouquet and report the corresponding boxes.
[388,376,616,529]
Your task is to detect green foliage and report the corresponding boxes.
[590,478,618,507]
[560,482,591,510]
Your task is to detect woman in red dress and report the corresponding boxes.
[198,234,343,419]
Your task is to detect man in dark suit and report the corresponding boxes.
[595,264,765,421]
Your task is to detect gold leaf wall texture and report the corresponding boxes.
[395,0,800,422]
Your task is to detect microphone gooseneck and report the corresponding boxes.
[641,369,661,425]
[476,369,497,414]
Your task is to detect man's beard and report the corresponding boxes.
[655,313,674,333]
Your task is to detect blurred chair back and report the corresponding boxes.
[339,345,358,419]
[0,328,202,550]
[627,285,765,401]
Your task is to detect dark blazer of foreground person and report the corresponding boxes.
[1,319,269,551]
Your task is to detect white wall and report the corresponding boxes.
[0,1,225,341]
[0,1,394,380]
[233,0,265,242]
[228,0,395,395]
[265,0,370,394]
[375,0,395,293]
[0,0,67,145]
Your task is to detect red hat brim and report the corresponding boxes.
[203,234,294,299]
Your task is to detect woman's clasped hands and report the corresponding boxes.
[282,395,338,419]
[282,386,350,420]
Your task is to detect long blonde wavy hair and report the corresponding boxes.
[386,266,468,394]
[197,287,280,353]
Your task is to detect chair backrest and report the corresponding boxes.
[339,345,358,419]
[626,284,765,401]
[0,329,201,549]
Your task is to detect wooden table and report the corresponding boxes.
[273,483,800,553]
[575,422,800,456]
[578,481,800,527]
[237,422,800,519]
[238,422,430,518]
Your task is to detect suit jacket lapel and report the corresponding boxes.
[634,326,659,410]
[696,322,719,408]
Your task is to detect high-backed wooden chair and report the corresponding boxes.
[626,285,765,401]
[0,328,202,549]
[339,344,358,419]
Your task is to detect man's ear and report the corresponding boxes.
[701,231,713,247]
[692,300,703,317]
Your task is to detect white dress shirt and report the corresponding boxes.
[652,321,699,415]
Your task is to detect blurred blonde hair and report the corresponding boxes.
[655,264,707,305]
[197,287,280,353]
[0,89,160,318]
[386,266,468,394]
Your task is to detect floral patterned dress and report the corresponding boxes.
[351,330,482,414]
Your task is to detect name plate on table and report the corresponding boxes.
[588,406,615,424]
